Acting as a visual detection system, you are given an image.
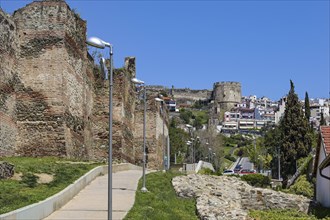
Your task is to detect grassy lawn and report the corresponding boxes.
[223,146,233,155]
[249,209,317,220]
[0,157,102,214]
[124,171,198,220]
[221,158,233,170]
[249,208,330,220]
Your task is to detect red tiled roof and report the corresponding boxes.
[321,126,330,155]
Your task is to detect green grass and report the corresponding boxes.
[124,171,198,220]
[310,205,330,219]
[249,209,317,220]
[249,207,330,220]
[223,146,233,155]
[221,158,233,170]
[0,157,102,214]
[191,110,209,124]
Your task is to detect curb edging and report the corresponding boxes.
[0,163,142,220]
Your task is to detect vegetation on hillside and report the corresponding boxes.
[263,81,315,185]
[0,157,102,214]
[169,119,190,163]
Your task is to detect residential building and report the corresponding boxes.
[315,126,330,207]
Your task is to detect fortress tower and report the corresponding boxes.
[213,82,241,115]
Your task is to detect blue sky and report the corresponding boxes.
[1,0,329,101]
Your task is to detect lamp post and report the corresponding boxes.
[277,146,281,181]
[86,36,113,220]
[155,97,166,171]
[185,124,193,163]
[131,78,148,192]
[205,142,209,162]
[186,141,192,172]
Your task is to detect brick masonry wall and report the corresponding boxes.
[91,57,138,163]
[11,0,92,158]
[134,96,169,170]
[0,1,169,166]
[0,9,18,156]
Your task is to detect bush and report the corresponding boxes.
[289,175,313,198]
[241,174,270,188]
[224,154,236,162]
[20,172,39,188]
[198,168,215,175]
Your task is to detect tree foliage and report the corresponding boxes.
[289,175,314,198]
[320,112,326,126]
[304,92,311,122]
[265,81,312,184]
[169,119,190,163]
[179,109,193,124]
[279,80,312,181]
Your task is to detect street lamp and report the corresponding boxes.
[131,77,148,193]
[185,124,193,164]
[155,97,166,171]
[186,141,192,172]
[86,36,113,220]
[277,146,281,181]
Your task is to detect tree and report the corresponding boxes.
[179,109,192,124]
[278,80,312,184]
[193,115,203,129]
[169,119,190,163]
[304,92,310,123]
[320,112,326,126]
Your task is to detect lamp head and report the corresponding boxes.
[131,78,145,85]
[155,98,163,102]
[86,36,111,49]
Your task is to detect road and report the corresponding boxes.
[239,157,254,170]
[229,157,254,170]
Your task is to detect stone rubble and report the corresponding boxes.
[0,161,14,179]
[172,174,311,220]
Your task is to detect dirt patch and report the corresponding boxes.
[35,173,54,184]
[10,172,54,184]
[11,172,22,181]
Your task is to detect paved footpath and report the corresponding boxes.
[44,170,143,220]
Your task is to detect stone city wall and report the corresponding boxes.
[172,88,211,101]
[12,0,91,158]
[134,97,169,170]
[0,9,18,156]
[0,1,168,169]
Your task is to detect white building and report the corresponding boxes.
[275,97,286,124]
[315,126,330,207]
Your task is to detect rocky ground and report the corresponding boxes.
[172,174,311,220]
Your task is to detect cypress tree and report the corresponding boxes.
[304,92,311,122]
[320,112,326,126]
[279,80,311,183]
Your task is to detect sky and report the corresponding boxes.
[1,0,329,101]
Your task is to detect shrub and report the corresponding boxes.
[289,175,313,198]
[241,174,270,187]
[20,172,39,188]
[224,154,236,162]
[198,168,215,175]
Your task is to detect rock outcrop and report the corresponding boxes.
[172,174,311,220]
[0,161,14,179]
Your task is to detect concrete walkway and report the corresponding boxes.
[44,170,143,220]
